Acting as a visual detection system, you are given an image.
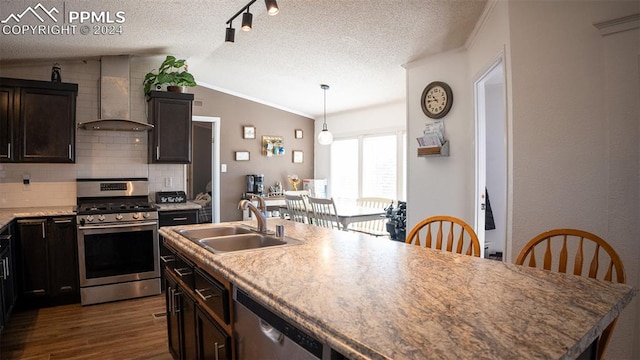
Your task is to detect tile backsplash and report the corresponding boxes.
[0,57,185,208]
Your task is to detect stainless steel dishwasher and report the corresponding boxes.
[234,287,331,359]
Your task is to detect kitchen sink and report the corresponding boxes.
[175,225,303,254]
[177,225,254,241]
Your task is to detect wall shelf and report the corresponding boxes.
[417,141,449,157]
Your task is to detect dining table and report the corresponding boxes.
[333,202,387,232]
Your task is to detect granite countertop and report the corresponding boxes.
[160,219,637,360]
[154,201,202,211]
[0,206,76,229]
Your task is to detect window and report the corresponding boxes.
[330,132,406,202]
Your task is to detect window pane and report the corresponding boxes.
[330,139,358,202]
[362,135,396,199]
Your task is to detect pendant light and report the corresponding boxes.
[318,84,333,145]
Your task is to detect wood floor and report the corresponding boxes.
[0,294,173,360]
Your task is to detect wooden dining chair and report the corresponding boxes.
[307,196,342,230]
[284,194,310,224]
[351,197,394,236]
[405,216,481,257]
[515,228,625,360]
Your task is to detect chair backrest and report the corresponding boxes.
[405,215,480,257]
[515,228,625,360]
[352,197,394,236]
[307,196,341,230]
[284,194,309,224]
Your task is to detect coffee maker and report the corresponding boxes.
[246,174,265,195]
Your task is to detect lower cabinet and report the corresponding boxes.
[17,216,79,307]
[163,240,231,360]
[0,223,17,332]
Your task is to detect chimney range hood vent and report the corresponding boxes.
[78,56,153,131]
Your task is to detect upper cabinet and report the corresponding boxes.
[147,91,194,164]
[0,78,78,163]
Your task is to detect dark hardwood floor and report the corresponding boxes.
[0,294,172,360]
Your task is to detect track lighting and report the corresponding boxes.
[225,24,235,42]
[241,8,253,31]
[318,84,333,146]
[265,0,279,15]
[225,0,279,42]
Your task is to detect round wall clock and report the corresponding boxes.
[421,81,453,119]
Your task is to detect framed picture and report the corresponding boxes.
[235,151,250,161]
[292,150,304,163]
[294,129,303,139]
[243,126,255,139]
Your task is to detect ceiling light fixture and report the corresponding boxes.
[265,0,279,15]
[225,0,279,42]
[225,23,235,42]
[241,7,253,31]
[318,84,333,146]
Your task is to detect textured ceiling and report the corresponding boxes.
[0,0,487,117]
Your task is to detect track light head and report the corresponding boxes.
[225,26,235,42]
[265,0,279,15]
[241,10,253,31]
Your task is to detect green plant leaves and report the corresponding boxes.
[143,55,196,94]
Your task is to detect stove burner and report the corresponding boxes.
[77,201,156,215]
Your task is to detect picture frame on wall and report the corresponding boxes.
[243,126,256,139]
[294,129,303,139]
[292,150,304,163]
[235,151,250,161]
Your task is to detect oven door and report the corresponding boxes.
[77,221,159,287]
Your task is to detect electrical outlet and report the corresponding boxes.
[164,177,172,188]
[221,164,227,173]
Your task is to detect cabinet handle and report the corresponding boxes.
[0,234,11,240]
[174,267,192,277]
[54,219,73,224]
[68,144,72,160]
[4,258,9,279]
[160,255,176,263]
[214,342,221,360]
[173,290,181,314]
[42,222,46,238]
[156,146,160,160]
[6,143,10,159]
[172,217,188,221]
[29,289,46,295]
[60,286,73,292]
[195,288,219,301]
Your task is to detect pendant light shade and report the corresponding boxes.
[241,10,253,31]
[225,26,236,42]
[318,84,333,145]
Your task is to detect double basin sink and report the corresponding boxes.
[176,225,302,254]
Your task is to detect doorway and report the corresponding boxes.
[474,57,507,260]
[189,116,221,223]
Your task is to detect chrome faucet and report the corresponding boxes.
[239,198,267,233]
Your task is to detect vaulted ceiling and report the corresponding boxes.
[0,0,488,117]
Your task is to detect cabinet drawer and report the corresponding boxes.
[159,210,198,226]
[172,253,195,289]
[160,241,177,270]
[194,268,230,325]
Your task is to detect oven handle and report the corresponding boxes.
[78,221,158,230]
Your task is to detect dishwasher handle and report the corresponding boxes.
[259,319,284,344]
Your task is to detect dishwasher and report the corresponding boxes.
[234,287,331,359]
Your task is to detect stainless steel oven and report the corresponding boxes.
[76,178,161,305]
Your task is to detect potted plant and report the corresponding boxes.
[143,55,196,94]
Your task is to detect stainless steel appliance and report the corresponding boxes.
[253,174,264,194]
[75,178,160,305]
[234,287,329,359]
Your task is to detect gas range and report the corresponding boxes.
[75,178,158,224]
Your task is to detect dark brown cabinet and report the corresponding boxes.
[0,223,17,333]
[0,78,77,163]
[17,217,80,307]
[166,272,198,360]
[147,91,194,164]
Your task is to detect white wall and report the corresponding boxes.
[405,49,475,228]
[0,57,186,207]
[314,100,406,196]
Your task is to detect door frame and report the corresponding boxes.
[474,55,507,259]
[190,115,221,223]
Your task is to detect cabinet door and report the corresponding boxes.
[47,217,79,303]
[165,273,182,359]
[196,306,231,360]
[149,95,192,163]
[0,86,15,161]
[18,87,75,163]
[159,210,199,227]
[17,219,49,298]
[182,289,198,360]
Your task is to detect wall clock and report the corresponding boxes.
[421,81,453,119]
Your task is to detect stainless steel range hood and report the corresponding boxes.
[78,56,153,131]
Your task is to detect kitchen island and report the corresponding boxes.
[159,219,637,359]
